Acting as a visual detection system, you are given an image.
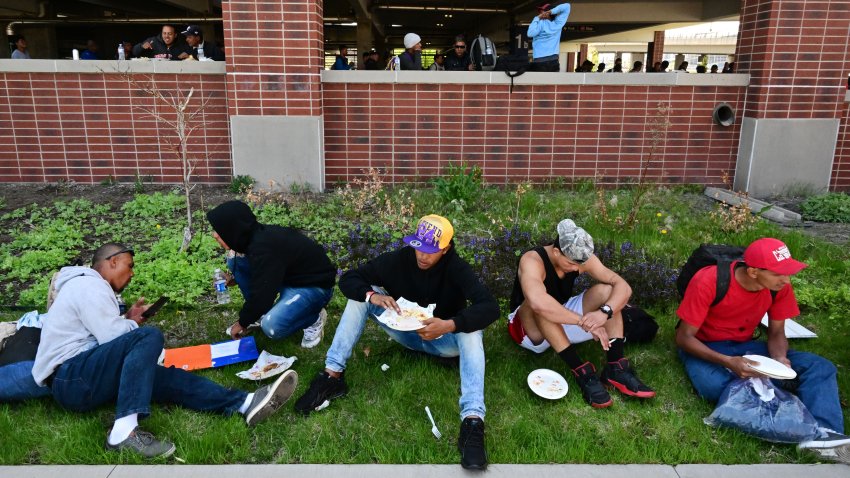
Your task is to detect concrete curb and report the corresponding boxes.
[0,464,847,478]
[704,187,802,224]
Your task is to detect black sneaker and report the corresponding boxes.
[105,427,176,459]
[294,371,348,415]
[572,362,613,408]
[601,358,656,399]
[457,416,487,470]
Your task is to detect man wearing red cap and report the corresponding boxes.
[676,238,848,451]
[527,3,571,72]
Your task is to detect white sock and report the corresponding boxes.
[108,414,139,445]
[238,393,254,415]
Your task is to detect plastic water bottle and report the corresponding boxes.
[117,43,125,60]
[72,49,79,60]
[393,55,400,70]
[197,44,205,61]
[214,269,230,304]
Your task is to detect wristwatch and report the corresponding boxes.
[599,304,613,320]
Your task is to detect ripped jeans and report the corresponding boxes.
[227,255,333,340]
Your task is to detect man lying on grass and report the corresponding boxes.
[508,219,655,408]
[31,243,297,459]
[294,215,500,470]
[676,238,850,457]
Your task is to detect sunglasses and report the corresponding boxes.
[105,247,135,260]
[454,45,466,49]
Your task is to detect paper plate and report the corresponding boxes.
[743,354,797,380]
[527,369,569,399]
[374,299,433,331]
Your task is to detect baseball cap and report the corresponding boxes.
[537,3,551,11]
[403,215,454,254]
[181,25,202,36]
[743,238,807,275]
[557,219,594,263]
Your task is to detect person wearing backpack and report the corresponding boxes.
[676,238,849,452]
[527,3,570,72]
[508,219,655,408]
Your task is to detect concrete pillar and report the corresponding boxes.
[674,53,685,70]
[356,17,373,70]
[222,0,326,191]
[566,52,575,73]
[579,43,588,65]
[733,0,850,195]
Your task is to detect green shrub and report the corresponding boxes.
[230,175,255,194]
[432,163,483,207]
[800,192,850,222]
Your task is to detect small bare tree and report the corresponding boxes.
[119,71,213,251]
[624,102,671,228]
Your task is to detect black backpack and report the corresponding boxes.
[677,244,777,306]
[494,52,530,93]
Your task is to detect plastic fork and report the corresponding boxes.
[425,406,442,439]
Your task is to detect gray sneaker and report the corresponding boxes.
[245,369,298,426]
[105,428,176,459]
[301,309,327,348]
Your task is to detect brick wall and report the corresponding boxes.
[737,0,850,119]
[323,82,745,186]
[0,72,231,184]
[223,0,324,116]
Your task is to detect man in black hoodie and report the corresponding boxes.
[207,201,336,348]
[132,24,192,61]
[294,214,498,470]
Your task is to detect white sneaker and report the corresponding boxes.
[301,309,327,348]
[799,428,850,449]
[808,444,850,464]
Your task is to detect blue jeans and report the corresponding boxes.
[325,299,486,420]
[679,340,843,433]
[0,360,51,402]
[228,255,333,340]
[52,327,247,419]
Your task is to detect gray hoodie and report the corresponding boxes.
[31,266,138,385]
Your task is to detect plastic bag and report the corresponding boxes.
[704,377,818,443]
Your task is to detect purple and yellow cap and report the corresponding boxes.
[403,215,454,254]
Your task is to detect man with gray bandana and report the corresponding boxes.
[507,219,655,408]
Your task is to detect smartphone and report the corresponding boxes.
[141,296,169,319]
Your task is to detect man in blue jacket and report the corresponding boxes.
[294,215,499,470]
[527,3,570,72]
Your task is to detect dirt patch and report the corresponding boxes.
[0,183,235,213]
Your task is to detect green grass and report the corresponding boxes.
[0,184,848,464]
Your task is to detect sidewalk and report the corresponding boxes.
[1,464,848,478]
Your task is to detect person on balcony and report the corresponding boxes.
[399,33,423,70]
[132,24,191,61]
[527,3,570,72]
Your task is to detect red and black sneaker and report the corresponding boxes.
[571,362,613,409]
[601,358,656,399]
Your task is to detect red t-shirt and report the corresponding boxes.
[676,262,800,342]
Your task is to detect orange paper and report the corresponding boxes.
[163,344,212,371]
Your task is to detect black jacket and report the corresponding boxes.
[192,40,225,61]
[207,201,337,327]
[445,52,471,71]
[399,50,422,70]
[132,35,192,61]
[339,246,499,333]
